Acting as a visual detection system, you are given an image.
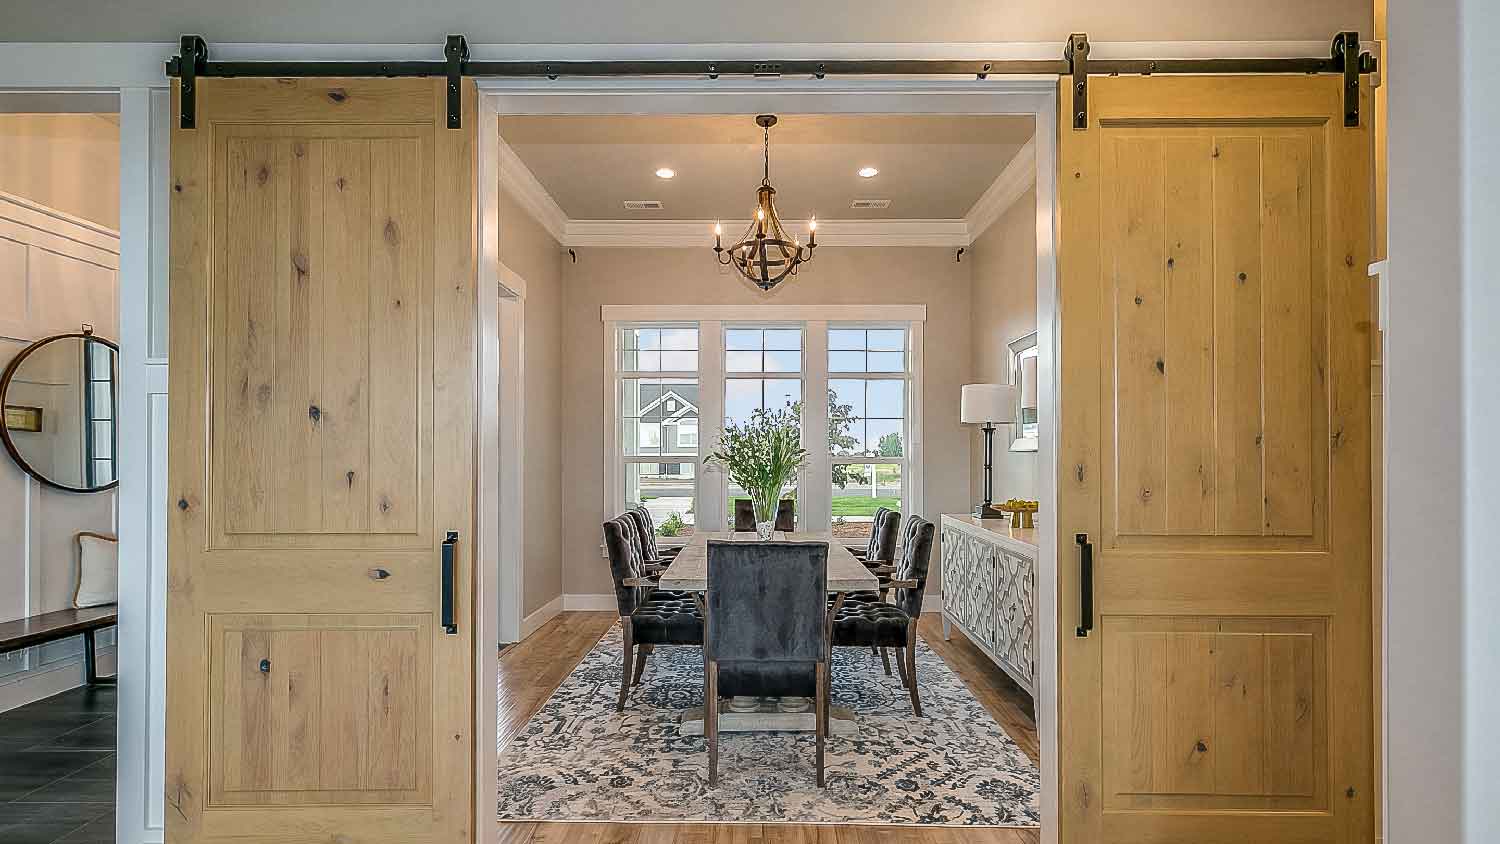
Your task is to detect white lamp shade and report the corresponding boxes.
[961,383,1017,425]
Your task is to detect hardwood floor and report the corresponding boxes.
[498,611,1041,844]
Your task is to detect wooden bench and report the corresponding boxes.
[0,605,118,685]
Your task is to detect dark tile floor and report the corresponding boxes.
[0,685,116,844]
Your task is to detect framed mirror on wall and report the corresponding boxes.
[1008,331,1038,453]
[0,329,119,493]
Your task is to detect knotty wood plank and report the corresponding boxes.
[1211,135,1266,535]
[1107,135,1168,535]
[320,138,372,532]
[274,137,326,533]
[1162,136,1217,535]
[1212,631,1266,795]
[367,137,422,534]
[1260,135,1316,537]
[269,629,321,790]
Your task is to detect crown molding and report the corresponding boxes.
[564,218,969,248]
[496,134,568,243]
[963,137,1036,242]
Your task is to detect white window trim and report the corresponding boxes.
[602,306,924,541]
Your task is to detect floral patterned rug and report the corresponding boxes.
[496,626,1041,826]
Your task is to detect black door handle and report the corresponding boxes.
[1075,533,1094,637]
[441,531,459,635]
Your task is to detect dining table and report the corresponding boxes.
[658,531,879,737]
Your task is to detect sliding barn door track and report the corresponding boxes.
[167,32,1377,131]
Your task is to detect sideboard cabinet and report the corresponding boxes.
[939,515,1038,701]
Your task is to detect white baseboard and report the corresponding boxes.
[0,647,117,714]
[563,593,618,612]
[519,595,563,640]
[560,593,941,614]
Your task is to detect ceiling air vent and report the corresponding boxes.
[623,200,664,211]
[850,198,892,209]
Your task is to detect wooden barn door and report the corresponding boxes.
[1055,75,1373,843]
[166,77,478,843]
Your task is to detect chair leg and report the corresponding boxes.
[617,618,634,713]
[815,662,827,788]
[706,661,719,788]
[632,644,651,686]
[879,646,892,676]
[895,645,910,688]
[906,625,922,717]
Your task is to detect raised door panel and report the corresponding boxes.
[209,613,430,806]
[1101,127,1326,548]
[1100,616,1324,811]
[210,129,431,550]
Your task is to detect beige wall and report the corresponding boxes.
[969,188,1040,504]
[0,114,119,229]
[561,246,973,599]
[498,188,567,617]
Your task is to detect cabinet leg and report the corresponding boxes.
[941,614,951,641]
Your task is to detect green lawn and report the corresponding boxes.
[831,496,902,517]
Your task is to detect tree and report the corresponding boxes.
[877,431,903,458]
[791,389,862,488]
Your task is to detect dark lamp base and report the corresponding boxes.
[972,502,1006,519]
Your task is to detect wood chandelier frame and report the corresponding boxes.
[166,32,1378,131]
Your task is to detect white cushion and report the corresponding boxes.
[74,532,118,608]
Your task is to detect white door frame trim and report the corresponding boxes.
[476,75,1062,844]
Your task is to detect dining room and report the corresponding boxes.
[491,110,1045,835]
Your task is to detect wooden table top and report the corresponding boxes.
[658,532,879,593]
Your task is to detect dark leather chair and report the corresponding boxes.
[603,515,702,711]
[700,540,839,787]
[832,515,935,716]
[732,498,795,532]
[850,506,898,562]
[626,504,683,564]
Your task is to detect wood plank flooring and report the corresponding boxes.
[498,612,1041,844]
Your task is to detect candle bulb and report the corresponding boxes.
[714,221,722,250]
[808,216,817,248]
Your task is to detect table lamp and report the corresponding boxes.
[961,383,1018,519]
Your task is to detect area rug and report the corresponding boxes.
[496,626,1040,826]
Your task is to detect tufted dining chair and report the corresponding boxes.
[700,540,838,787]
[602,515,702,712]
[831,515,935,715]
[626,504,682,567]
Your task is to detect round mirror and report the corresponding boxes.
[0,333,119,493]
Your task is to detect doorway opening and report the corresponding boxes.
[481,86,1060,841]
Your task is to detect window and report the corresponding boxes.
[829,327,912,542]
[604,306,923,540]
[617,325,699,538]
[724,326,803,526]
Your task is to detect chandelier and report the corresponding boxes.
[713,114,817,291]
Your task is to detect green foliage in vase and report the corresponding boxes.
[708,407,809,506]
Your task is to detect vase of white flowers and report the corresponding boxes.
[709,407,807,540]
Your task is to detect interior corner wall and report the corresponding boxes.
[0,114,121,712]
[497,186,565,620]
[968,187,1039,505]
[560,246,973,602]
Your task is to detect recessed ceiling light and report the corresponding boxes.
[655,167,676,179]
[858,166,879,178]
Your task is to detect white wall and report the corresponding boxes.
[0,186,120,712]
[1385,0,1489,840]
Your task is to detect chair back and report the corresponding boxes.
[602,515,650,616]
[892,516,936,619]
[867,508,900,562]
[706,540,828,696]
[625,505,660,561]
[732,498,796,532]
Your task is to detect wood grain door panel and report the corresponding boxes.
[1057,75,1373,844]
[210,614,429,805]
[168,77,476,844]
